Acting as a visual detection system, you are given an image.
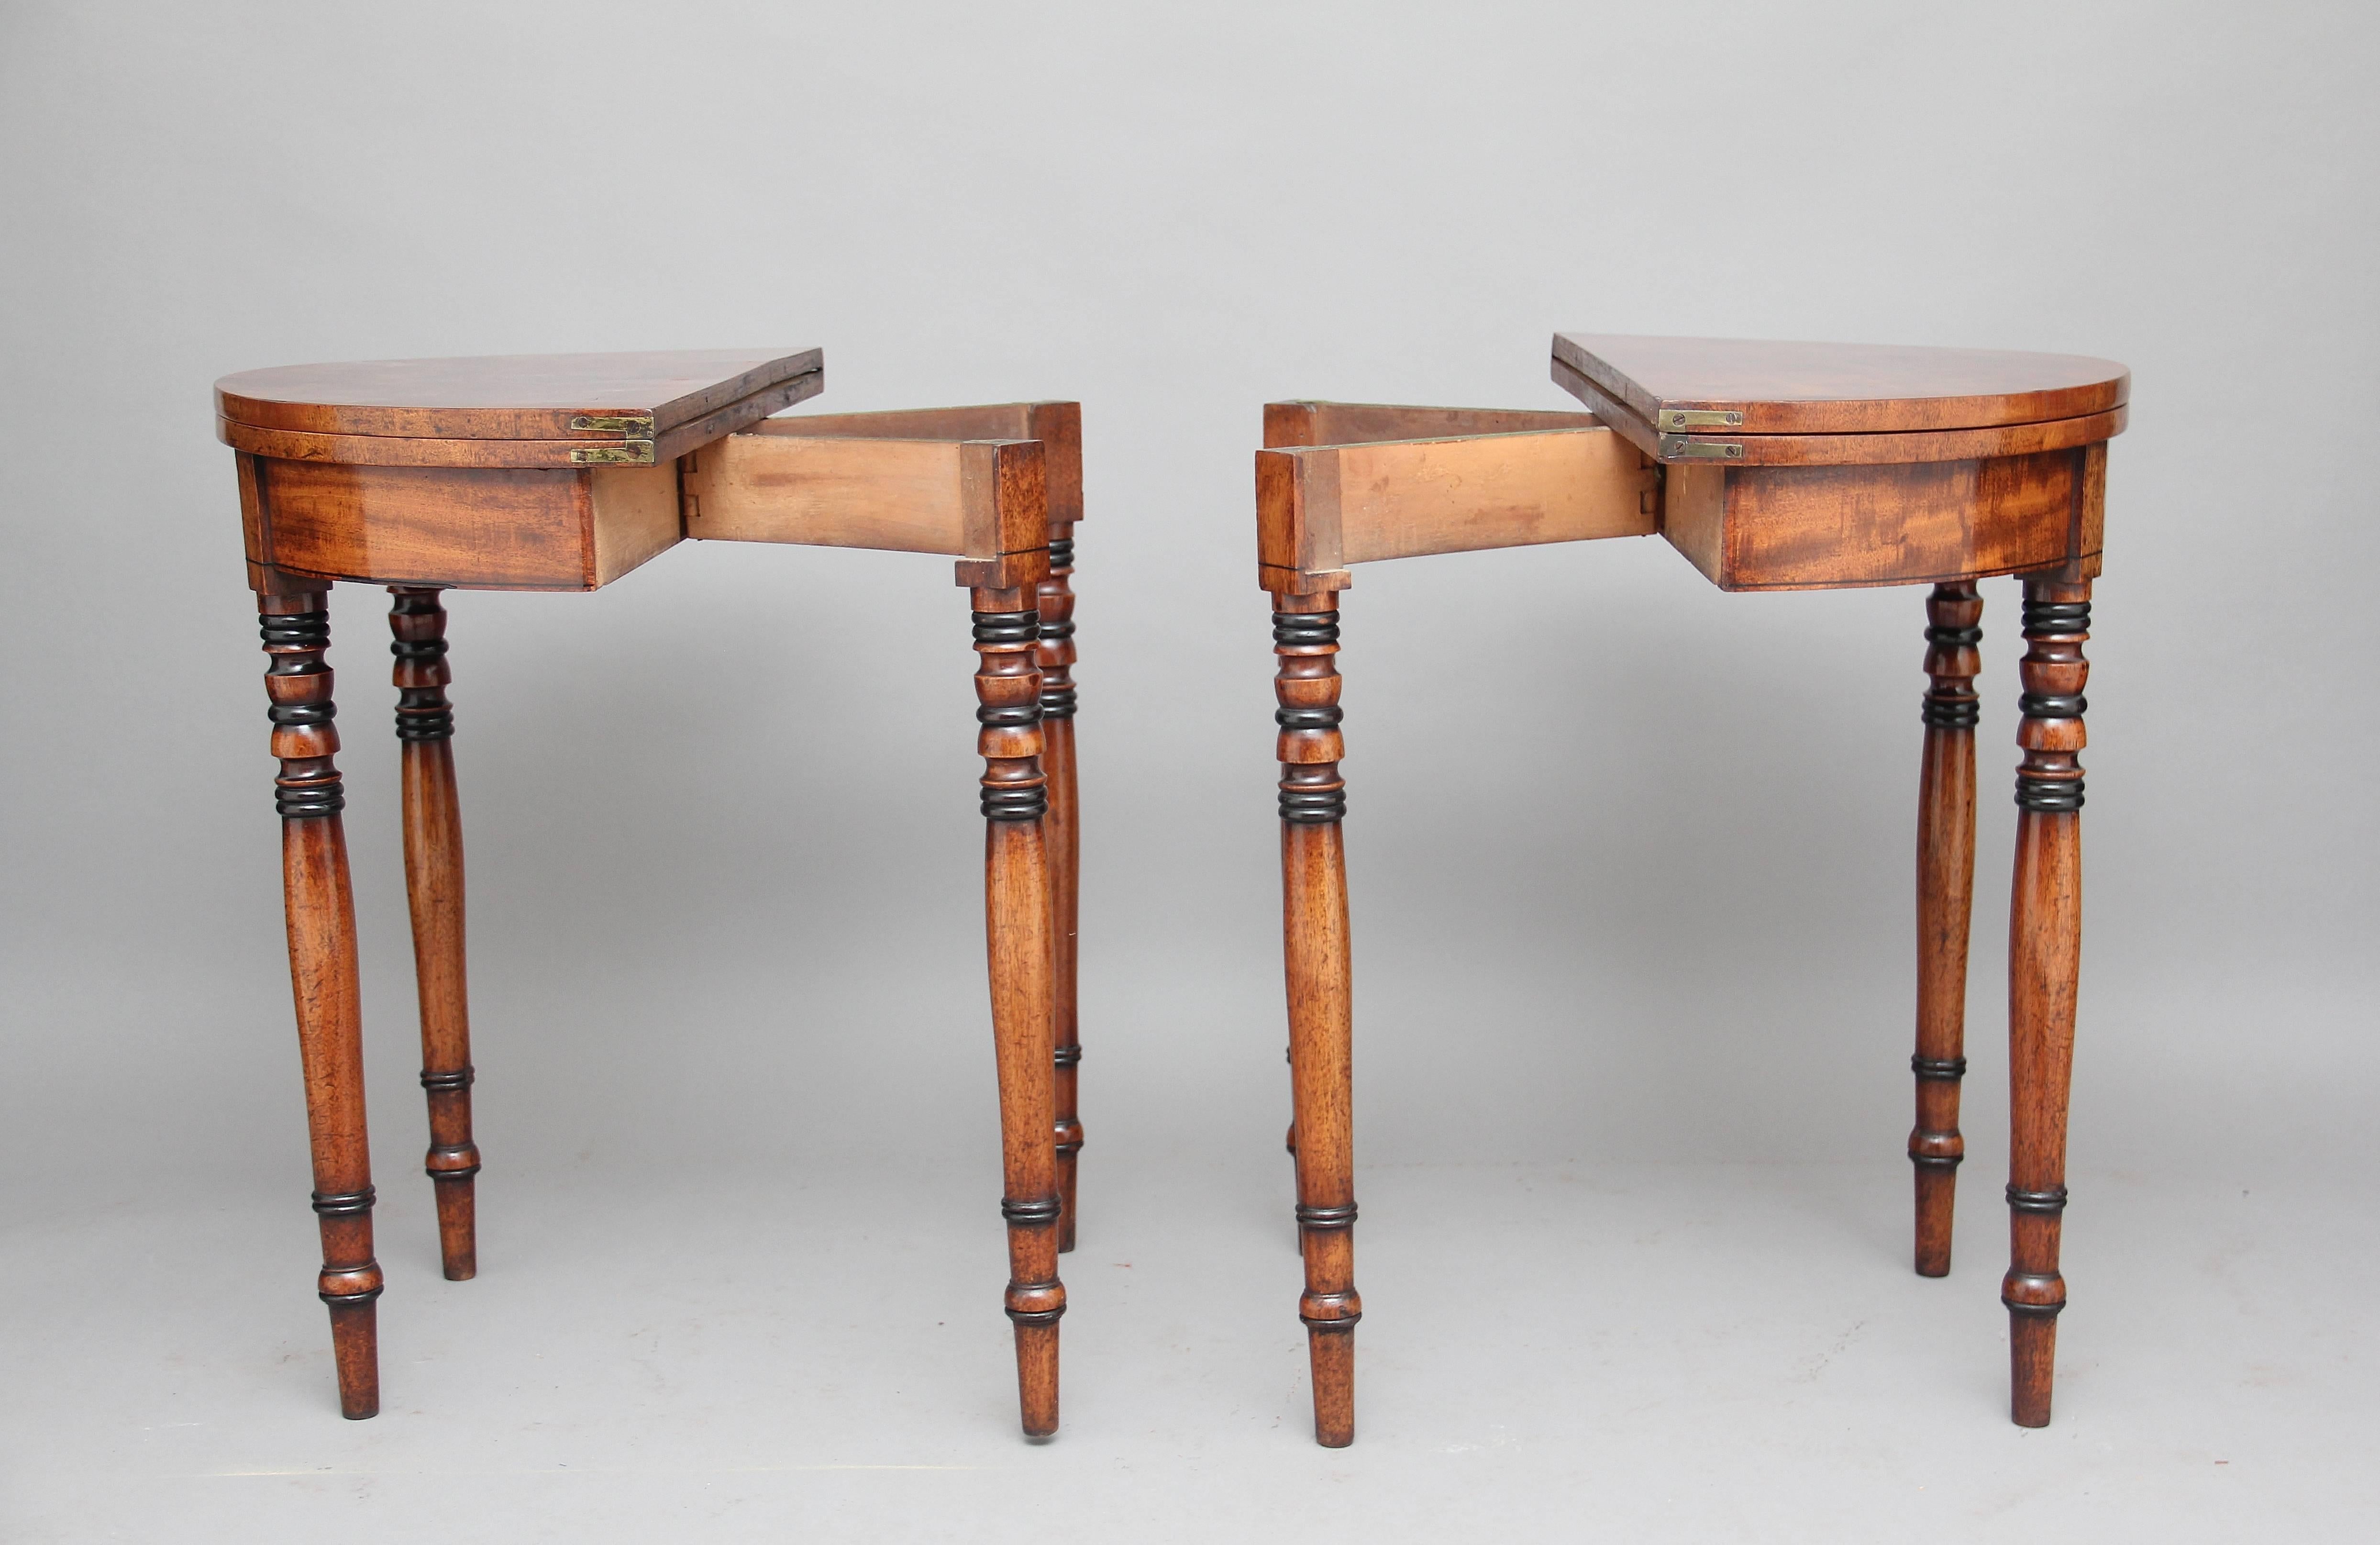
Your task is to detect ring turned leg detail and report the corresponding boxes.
[1036,538,1084,1253]
[1273,595,1360,1447]
[1911,582,1981,1276]
[259,589,384,1419]
[2005,577,2090,1426]
[974,594,1066,1438]
[389,587,480,1280]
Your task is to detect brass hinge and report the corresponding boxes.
[1655,409,1744,431]
[568,413,656,466]
[1660,437,1743,460]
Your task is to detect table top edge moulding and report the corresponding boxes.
[1552,333,2130,438]
[216,348,826,465]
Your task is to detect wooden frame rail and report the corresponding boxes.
[682,401,1081,591]
[1255,400,1660,595]
[684,433,1048,589]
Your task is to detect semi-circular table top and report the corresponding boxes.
[1553,335,2129,467]
[214,348,824,468]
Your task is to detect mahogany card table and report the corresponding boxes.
[217,351,1086,1436]
[1255,335,2127,1445]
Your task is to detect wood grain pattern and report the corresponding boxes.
[217,349,824,440]
[1553,354,2123,467]
[758,402,1083,526]
[250,460,678,591]
[1272,595,1360,1447]
[2076,441,2107,568]
[684,434,1050,587]
[685,435,967,553]
[1552,334,2128,435]
[588,464,684,586]
[2005,578,2090,1428]
[1659,464,1727,577]
[1264,401,1600,448]
[1331,433,1655,563]
[389,589,480,1281]
[218,423,631,470]
[1256,428,1655,590]
[236,452,269,577]
[255,462,589,585]
[972,592,1065,1439]
[259,590,384,1420]
[1670,452,2086,591]
[1663,409,2123,468]
[1911,583,1982,1278]
[219,374,824,470]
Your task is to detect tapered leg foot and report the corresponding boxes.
[1305,1322,1356,1448]
[1912,1164,1958,1277]
[326,1298,382,1420]
[1011,1318,1062,1439]
[2008,1310,2060,1426]
[431,1177,476,1281]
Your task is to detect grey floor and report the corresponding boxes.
[6,1145,2372,1542]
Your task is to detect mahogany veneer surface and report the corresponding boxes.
[1541,335,2127,589]
[217,349,825,467]
[1552,335,2130,437]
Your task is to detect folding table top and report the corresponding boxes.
[215,349,825,467]
[1552,335,2128,466]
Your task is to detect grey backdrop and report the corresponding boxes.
[3,2,2375,1539]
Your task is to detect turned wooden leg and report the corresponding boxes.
[1273,594,1360,1447]
[259,589,384,1420]
[974,593,1066,1439]
[389,588,480,1280]
[1036,536,1084,1253]
[2005,577,2090,1426]
[1912,583,1981,1276]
